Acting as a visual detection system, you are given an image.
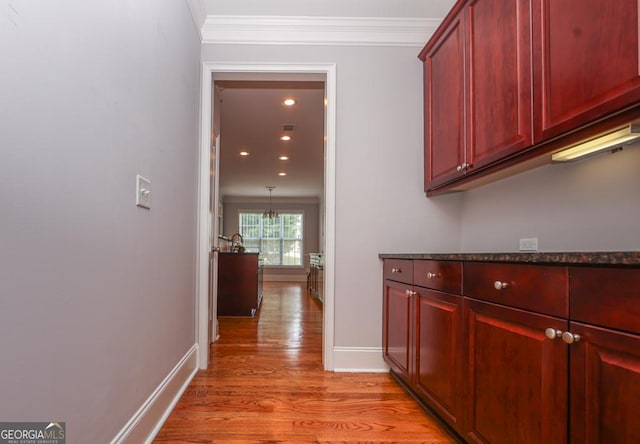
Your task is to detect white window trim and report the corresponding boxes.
[238,208,305,267]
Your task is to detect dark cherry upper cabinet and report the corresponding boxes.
[421,14,465,188]
[533,0,640,142]
[420,0,533,192]
[421,0,640,195]
[465,299,568,444]
[466,0,533,168]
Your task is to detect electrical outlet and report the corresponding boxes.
[136,174,151,209]
[519,237,538,251]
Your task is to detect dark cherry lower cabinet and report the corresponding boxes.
[570,322,640,443]
[383,260,465,435]
[382,258,640,443]
[415,289,464,434]
[465,298,567,444]
[217,253,263,316]
[382,279,413,386]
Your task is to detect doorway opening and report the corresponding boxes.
[196,63,337,371]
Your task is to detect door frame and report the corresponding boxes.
[195,62,337,370]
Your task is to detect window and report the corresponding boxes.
[239,212,303,266]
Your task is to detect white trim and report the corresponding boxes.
[332,347,390,373]
[196,62,213,369]
[186,0,207,37]
[201,15,441,47]
[323,64,336,371]
[111,344,198,444]
[196,62,337,371]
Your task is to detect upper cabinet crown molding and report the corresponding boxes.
[200,15,443,46]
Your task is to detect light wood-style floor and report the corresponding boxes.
[154,282,456,443]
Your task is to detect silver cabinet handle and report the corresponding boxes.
[494,281,509,290]
[404,289,417,296]
[456,163,471,172]
[545,328,562,339]
[427,272,439,279]
[562,332,581,344]
[391,268,401,273]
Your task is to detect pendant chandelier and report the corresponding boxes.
[262,186,279,219]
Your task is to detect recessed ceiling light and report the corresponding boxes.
[280,135,291,141]
[278,172,287,176]
[239,151,249,156]
[279,156,289,160]
[283,98,296,106]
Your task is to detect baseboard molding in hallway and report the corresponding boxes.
[333,346,390,372]
[111,344,198,444]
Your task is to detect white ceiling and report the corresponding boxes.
[203,0,455,19]
[204,0,455,200]
[218,81,325,199]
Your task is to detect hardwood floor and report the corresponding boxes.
[154,282,456,443]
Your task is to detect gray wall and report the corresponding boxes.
[460,142,640,252]
[0,1,200,442]
[221,198,320,278]
[203,41,640,353]
[202,44,463,348]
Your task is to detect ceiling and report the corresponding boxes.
[202,0,455,20]
[205,0,456,200]
[217,80,325,199]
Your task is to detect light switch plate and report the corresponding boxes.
[136,174,151,209]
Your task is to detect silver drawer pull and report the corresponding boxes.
[391,268,401,273]
[545,328,562,340]
[404,289,416,296]
[427,272,439,279]
[562,332,581,344]
[494,281,509,290]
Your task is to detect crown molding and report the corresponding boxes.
[201,15,441,46]
[186,0,207,37]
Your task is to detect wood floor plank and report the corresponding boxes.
[154,282,455,443]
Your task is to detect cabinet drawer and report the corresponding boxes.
[463,262,568,318]
[414,260,462,294]
[570,267,640,335]
[383,259,413,284]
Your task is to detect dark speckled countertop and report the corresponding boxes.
[378,252,640,266]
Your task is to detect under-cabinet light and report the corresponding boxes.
[551,124,640,162]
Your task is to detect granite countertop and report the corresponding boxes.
[378,252,640,266]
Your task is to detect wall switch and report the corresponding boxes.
[136,174,151,209]
[519,237,538,251]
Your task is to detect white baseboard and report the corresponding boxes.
[332,347,390,372]
[111,344,199,444]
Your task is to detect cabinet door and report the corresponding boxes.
[414,289,464,434]
[383,279,414,385]
[569,322,640,444]
[533,0,640,142]
[466,0,533,169]
[423,15,465,190]
[465,299,567,444]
